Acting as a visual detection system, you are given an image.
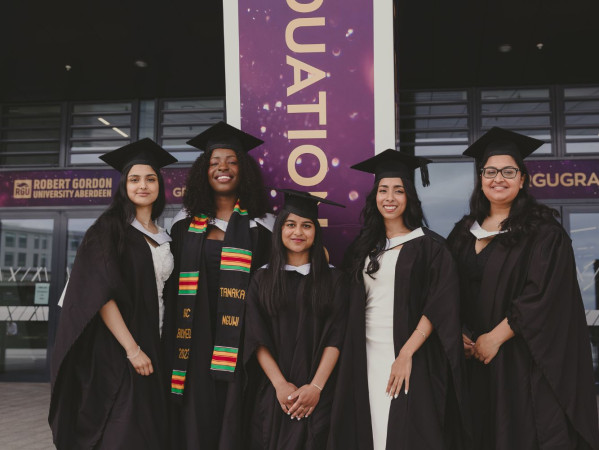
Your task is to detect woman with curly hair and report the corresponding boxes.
[329,150,470,450]
[164,121,274,450]
[50,139,177,449]
[447,127,599,450]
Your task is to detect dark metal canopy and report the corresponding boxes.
[1,0,598,103]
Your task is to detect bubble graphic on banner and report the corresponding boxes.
[346,29,354,38]
[349,191,359,201]
[332,48,341,57]
[332,158,340,167]
[260,126,267,133]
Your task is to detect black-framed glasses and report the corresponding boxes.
[480,166,520,179]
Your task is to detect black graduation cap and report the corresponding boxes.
[186,121,263,153]
[276,188,345,222]
[99,138,177,172]
[350,149,432,186]
[463,127,544,164]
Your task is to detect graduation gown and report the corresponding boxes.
[163,217,272,450]
[448,219,599,450]
[49,222,167,450]
[329,229,470,450]
[244,267,349,450]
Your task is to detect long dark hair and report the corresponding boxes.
[183,149,269,218]
[89,163,166,258]
[259,210,333,316]
[450,154,559,248]
[344,177,427,283]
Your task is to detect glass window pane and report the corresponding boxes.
[71,128,131,139]
[3,105,61,115]
[2,117,61,128]
[566,142,599,154]
[403,91,467,102]
[481,88,549,100]
[66,218,97,272]
[0,219,53,380]
[161,125,211,137]
[72,115,131,126]
[409,104,468,115]
[565,115,599,126]
[0,154,59,166]
[73,103,131,113]
[163,99,224,110]
[564,87,599,98]
[569,213,599,310]
[481,116,550,127]
[565,101,599,113]
[419,162,475,237]
[2,129,60,140]
[162,112,224,125]
[482,102,550,114]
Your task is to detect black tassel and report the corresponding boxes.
[420,161,430,187]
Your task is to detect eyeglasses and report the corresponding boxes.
[480,166,520,179]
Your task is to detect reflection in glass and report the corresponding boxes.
[569,214,599,310]
[418,162,475,237]
[0,219,53,379]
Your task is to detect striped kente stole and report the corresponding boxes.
[171,201,252,398]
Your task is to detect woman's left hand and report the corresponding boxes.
[287,384,321,419]
[473,332,501,364]
[386,349,412,398]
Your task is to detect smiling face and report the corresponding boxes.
[207,148,240,196]
[376,177,407,224]
[481,154,525,208]
[281,213,316,264]
[126,164,159,208]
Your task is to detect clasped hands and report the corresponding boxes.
[463,332,501,364]
[275,381,321,420]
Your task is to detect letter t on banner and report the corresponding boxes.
[223,0,396,264]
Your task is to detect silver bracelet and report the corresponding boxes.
[127,345,141,359]
[312,383,323,391]
[415,328,427,339]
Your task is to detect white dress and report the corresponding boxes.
[363,248,400,450]
[148,239,174,336]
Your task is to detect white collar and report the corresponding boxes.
[131,219,172,245]
[259,262,335,276]
[284,263,312,275]
[469,221,507,240]
[384,227,424,250]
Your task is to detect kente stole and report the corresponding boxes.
[171,201,252,397]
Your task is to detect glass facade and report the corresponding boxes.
[1,88,598,383]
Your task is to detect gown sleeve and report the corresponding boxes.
[243,271,277,361]
[322,270,349,350]
[505,225,599,449]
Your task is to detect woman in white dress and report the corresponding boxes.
[50,139,177,449]
[329,150,470,450]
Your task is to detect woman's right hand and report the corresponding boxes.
[275,381,298,414]
[128,348,154,376]
[463,333,475,359]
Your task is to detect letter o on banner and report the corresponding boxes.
[288,145,328,186]
[286,0,323,13]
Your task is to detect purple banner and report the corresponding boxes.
[0,168,189,207]
[527,159,599,199]
[238,0,376,263]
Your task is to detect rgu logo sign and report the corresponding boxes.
[13,179,32,199]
